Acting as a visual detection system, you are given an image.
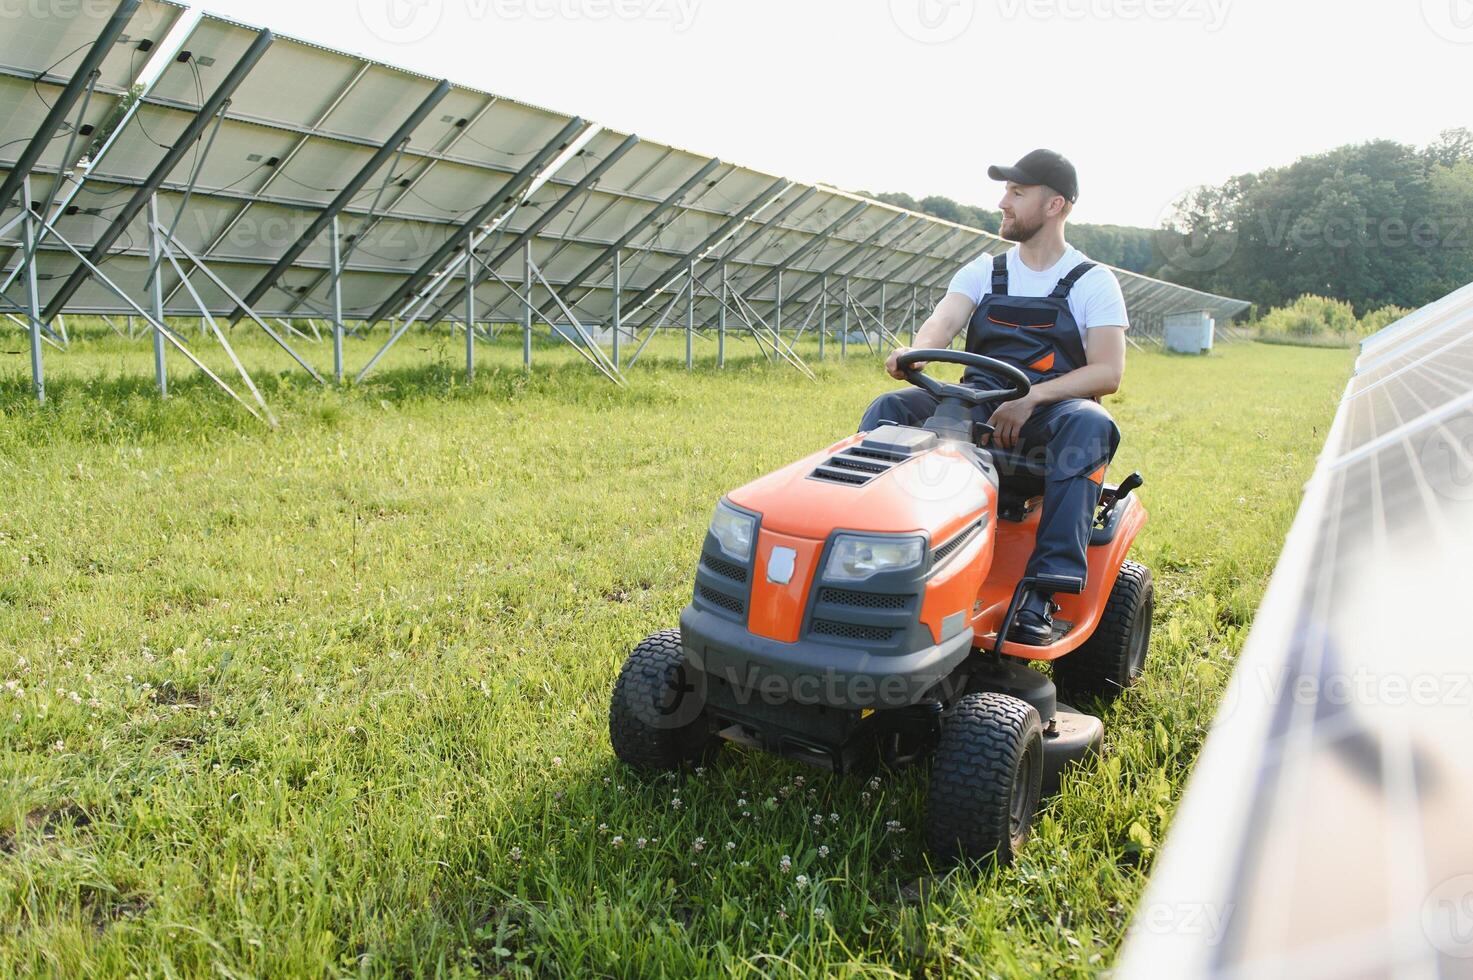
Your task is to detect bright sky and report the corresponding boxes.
[183,0,1471,228]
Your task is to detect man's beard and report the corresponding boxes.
[1001,213,1044,243]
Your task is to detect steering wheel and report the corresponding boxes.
[895,349,1031,407]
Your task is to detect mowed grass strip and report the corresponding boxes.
[0,327,1352,977]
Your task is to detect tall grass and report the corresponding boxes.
[0,327,1352,977]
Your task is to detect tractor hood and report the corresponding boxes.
[726,425,997,545]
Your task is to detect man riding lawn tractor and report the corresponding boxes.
[860,148,1130,647]
[609,150,1153,864]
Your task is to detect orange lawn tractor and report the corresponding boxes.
[609,350,1153,863]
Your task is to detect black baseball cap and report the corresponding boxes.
[988,149,1079,203]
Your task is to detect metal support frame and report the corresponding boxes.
[718,264,727,367]
[0,0,139,216]
[464,228,477,380]
[43,28,276,320]
[557,157,723,308]
[611,249,622,369]
[229,78,453,323]
[685,259,695,369]
[622,177,789,323]
[425,133,640,328]
[20,179,44,402]
[331,214,345,383]
[147,195,167,395]
[30,206,271,421]
[365,117,584,327]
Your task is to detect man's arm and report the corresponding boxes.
[883,293,977,379]
[987,326,1127,449]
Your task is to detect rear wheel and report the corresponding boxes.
[925,693,1043,864]
[1053,560,1153,704]
[609,629,717,772]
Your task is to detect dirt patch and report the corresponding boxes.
[1,800,93,854]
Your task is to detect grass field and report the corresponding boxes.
[0,325,1353,977]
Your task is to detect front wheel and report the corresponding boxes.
[609,629,717,772]
[1053,560,1154,705]
[925,693,1043,864]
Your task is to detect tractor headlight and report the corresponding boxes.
[824,534,925,583]
[709,501,756,563]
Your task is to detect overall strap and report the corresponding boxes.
[1049,261,1097,299]
[990,253,1009,296]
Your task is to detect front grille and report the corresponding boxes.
[698,585,744,616]
[818,588,910,610]
[701,553,748,583]
[810,619,896,642]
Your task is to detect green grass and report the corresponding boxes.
[0,325,1352,977]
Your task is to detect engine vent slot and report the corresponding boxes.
[932,517,987,565]
[698,585,744,616]
[810,619,896,642]
[701,553,748,583]
[809,450,902,486]
[818,588,910,610]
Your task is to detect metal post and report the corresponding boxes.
[464,230,476,381]
[611,249,621,369]
[775,269,783,342]
[522,241,533,370]
[331,214,344,383]
[718,264,727,368]
[872,282,883,352]
[841,277,850,360]
[20,179,43,403]
[819,276,827,361]
[911,285,918,344]
[147,195,166,397]
[685,261,694,370]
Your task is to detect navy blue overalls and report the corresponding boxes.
[858,253,1121,587]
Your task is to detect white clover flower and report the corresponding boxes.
[509,846,523,862]
[885,819,904,833]
[818,845,830,858]
[737,798,747,808]
[552,756,563,767]
[814,907,827,920]
[795,874,809,888]
[611,836,624,848]
[598,823,610,834]
[692,837,705,853]
[779,854,792,873]
[828,813,839,823]
[724,841,736,852]
[636,837,648,849]
[670,797,683,810]
[867,777,881,791]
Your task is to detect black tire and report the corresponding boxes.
[609,629,716,772]
[925,693,1044,865]
[1053,560,1154,705]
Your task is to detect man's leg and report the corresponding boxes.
[1006,399,1121,643]
[1020,398,1121,585]
[857,387,942,432]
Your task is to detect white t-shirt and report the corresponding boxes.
[947,245,1129,346]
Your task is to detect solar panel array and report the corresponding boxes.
[3,3,1250,395]
[1117,279,1473,978]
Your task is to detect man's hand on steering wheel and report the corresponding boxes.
[885,346,925,380]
